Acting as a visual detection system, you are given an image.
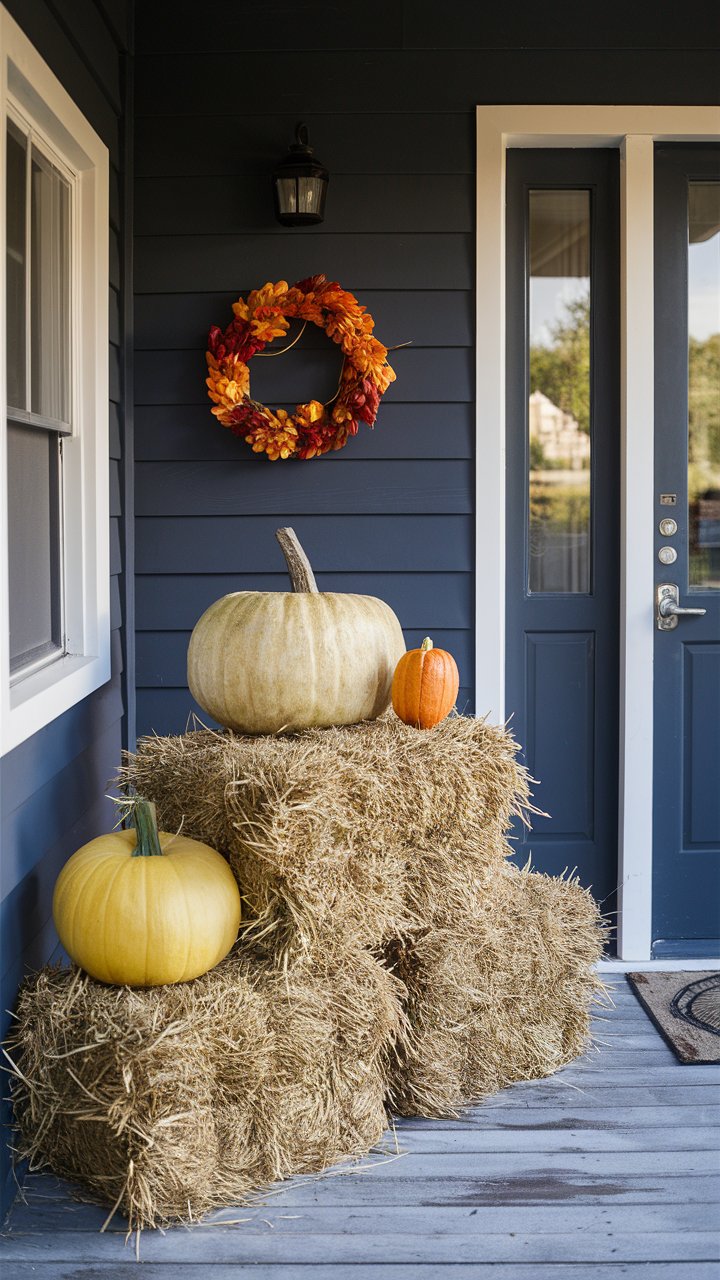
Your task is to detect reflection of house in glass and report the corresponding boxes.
[529,390,591,470]
[528,391,591,593]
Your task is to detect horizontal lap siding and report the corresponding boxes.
[134,50,720,113]
[135,506,476,726]
[133,12,481,738]
[131,5,712,747]
[0,0,131,1220]
[133,2,719,741]
[135,0,718,52]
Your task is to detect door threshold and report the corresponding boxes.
[598,957,720,972]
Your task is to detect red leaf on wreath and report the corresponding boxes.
[294,274,327,295]
[343,378,381,427]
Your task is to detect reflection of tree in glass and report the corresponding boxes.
[688,332,720,588]
[530,294,590,435]
[689,332,720,497]
[530,482,589,535]
[528,292,591,590]
[529,436,547,470]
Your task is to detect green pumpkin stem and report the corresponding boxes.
[131,797,164,858]
[421,637,434,652]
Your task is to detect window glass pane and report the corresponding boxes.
[7,421,63,674]
[30,146,70,423]
[688,181,720,591]
[6,120,27,411]
[528,190,591,593]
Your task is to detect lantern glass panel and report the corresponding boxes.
[298,176,323,215]
[276,177,297,215]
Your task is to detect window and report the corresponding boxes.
[7,115,69,679]
[1,6,110,753]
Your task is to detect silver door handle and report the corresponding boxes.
[657,583,707,630]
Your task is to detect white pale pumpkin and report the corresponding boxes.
[187,528,406,734]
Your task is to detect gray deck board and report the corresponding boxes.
[4,1267,720,1280]
[1,996,718,1277]
[2,1229,718,1264]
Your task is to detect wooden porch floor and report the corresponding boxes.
[1,980,718,1279]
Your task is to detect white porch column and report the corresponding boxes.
[616,134,656,961]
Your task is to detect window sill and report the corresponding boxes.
[3,649,111,755]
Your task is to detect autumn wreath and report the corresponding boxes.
[205,275,396,460]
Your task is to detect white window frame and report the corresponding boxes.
[476,106,720,962]
[0,5,110,754]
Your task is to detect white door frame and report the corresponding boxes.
[475,105,720,962]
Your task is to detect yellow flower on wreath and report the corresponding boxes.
[246,409,299,461]
[206,354,250,417]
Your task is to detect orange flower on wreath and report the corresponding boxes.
[205,275,401,461]
[206,354,250,413]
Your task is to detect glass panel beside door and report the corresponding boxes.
[688,181,720,591]
[528,189,592,593]
[505,149,619,933]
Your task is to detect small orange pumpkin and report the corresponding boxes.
[392,637,459,729]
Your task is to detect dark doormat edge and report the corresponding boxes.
[626,970,720,1065]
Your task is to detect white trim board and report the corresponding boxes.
[0,5,110,754]
[597,959,720,974]
[475,106,720,963]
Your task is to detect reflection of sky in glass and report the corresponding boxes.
[529,277,589,346]
[689,230,719,341]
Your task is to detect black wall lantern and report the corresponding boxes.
[272,123,329,226]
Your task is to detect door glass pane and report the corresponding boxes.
[688,181,720,591]
[30,146,70,424]
[528,190,591,592]
[6,120,27,412]
[7,422,63,675]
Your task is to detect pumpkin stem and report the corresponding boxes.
[276,527,319,594]
[131,798,164,858]
[421,637,434,652]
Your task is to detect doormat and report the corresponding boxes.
[626,971,720,1064]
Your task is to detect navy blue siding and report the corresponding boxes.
[133,16,478,734]
[133,2,719,740]
[0,0,131,1220]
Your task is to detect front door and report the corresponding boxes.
[505,149,620,924]
[653,145,720,956]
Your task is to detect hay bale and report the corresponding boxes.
[7,714,607,1229]
[120,712,606,1117]
[121,712,532,952]
[7,940,405,1231]
[387,862,606,1116]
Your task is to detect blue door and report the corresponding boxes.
[505,150,620,928]
[653,145,720,956]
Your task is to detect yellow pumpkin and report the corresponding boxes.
[187,527,406,734]
[52,798,241,986]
